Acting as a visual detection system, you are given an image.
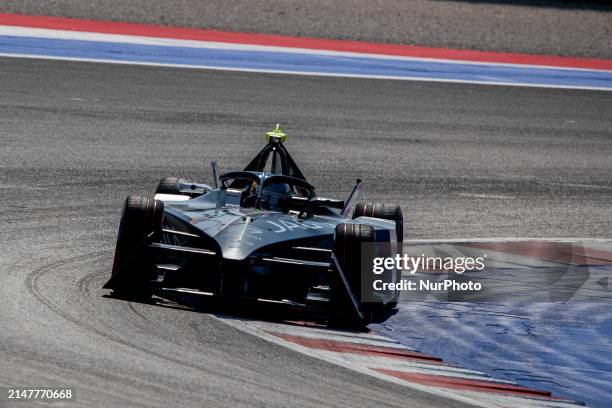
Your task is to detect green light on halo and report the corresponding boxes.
[265,124,287,143]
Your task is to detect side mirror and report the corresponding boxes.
[341,178,362,216]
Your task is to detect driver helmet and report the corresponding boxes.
[261,182,291,210]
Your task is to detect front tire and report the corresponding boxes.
[329,223,375,326]
[105,195,164,299]
[353,202,403,309]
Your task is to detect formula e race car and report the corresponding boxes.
[104,125,403,325]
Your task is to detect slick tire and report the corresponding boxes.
[329,223,375,326]
[353,202,403,243]
[108,195,164,299]
[354,202,403,309]
[155,177,182,195]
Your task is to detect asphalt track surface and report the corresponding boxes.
[0,56,611,407]
[1,0,611,58]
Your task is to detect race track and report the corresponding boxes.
[0,57,611,407]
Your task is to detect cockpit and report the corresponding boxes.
[220,172,315,211]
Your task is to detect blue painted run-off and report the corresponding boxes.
[1,36,611,89]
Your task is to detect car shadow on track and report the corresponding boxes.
[103,291,398,331]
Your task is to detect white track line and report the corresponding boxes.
[0,53,611,92]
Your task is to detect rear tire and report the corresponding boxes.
[107,195,164,299]
[155,177,182,195]
[353,202,403,242]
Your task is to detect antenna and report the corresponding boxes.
[211,161,218,188]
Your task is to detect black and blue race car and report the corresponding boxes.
[104,125,403,325]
